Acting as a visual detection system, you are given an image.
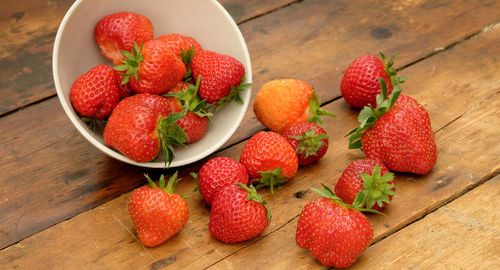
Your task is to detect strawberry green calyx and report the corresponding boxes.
[236,183,272,220]
[353,165,395,209]
[307,90,336,124]
[144,171,180,194]
[181,46,195,80]
[165,75,213,121]
[80,116,106,132]
[291,127,329,157]
[312,183,383,215]
[380,51,407,88]
[255,167,288,194]
[158,111,188,167]
[190,172,200,192]
[215,74,252,111]
[114,42,144,84]
[346,78,402,149]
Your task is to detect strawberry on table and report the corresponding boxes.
[347,79,437,174]
[70,64,122,122]
[209,183,270,243]
[282,122,329,166]
[114,40,186,95]
[334,159,395,211]
[128,172,189,247]
[191,156,249,206]
[191,50,249,108]
[239,131,298,193]
[253,79,335,134]
[296,184,375,268]
[341,52,404,109]
[95,12,154,65]
[103,93,187,164]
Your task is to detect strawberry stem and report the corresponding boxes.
[312,183,384,215]
[307,90,336,124]
[236,183,272,220]
[114,42,144,84]
[290,127,329,158]
[352,165,395,209]
[346,77,402,149]
[158,111,188,167]
[255,167,288,194]
[215,74,251,111]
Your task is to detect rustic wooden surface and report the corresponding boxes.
[0,0,499,269]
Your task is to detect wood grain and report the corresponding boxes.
[2,1,500,250]
[1,24,500,268]
[348,175,500,269]
[0,0,297,116]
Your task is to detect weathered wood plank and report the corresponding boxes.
[1,25,500,268]
[348,175,500,269]
[0,0,297,116]
[207,84,500,270]
[226,0,500,146]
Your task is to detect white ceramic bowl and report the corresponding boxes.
[53,0,252,168]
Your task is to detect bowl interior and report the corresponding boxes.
[53,0,252,168]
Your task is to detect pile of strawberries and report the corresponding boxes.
[69,12,249,165]
[88,12,438,268]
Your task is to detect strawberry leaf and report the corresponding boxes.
[114,42,144,85]
[352,165,395,210]
[307,90,336,124]
[215,74,251,111]
[237,183,272,220]
[158,111,188,167]
[255,167,288,194]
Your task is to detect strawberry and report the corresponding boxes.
[165,76,212,143]
[296,184,374,268]
[70,64,121,120]
[347,79,437,174]
[128,172,188,247]
[334,159,395,211]
[341,52,404,109]
[253,79,335,134]
[95,12,154,65]
[239,131,298,193]
[191,156,249,206]
[209,183,270,243]
[282,122,329,166]
[191,50,249,108]
[103,93,187,164]
[114,40,186,95]
[156,33,203,60]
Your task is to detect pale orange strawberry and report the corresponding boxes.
[253,79,334,134]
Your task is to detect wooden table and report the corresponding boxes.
[1,0,499,269]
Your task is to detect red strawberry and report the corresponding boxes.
[253,79,335,134]
[209,183,270,243]
[165,76,212,143]
[191,156,249,206]
[239,131,298,193]
[70,64,121,120]
[334,159,395,211]
[191,50,249,108]
[103,93,187,164]
[128,172,189,247]
[296,184,374,268]
[348,80,437,174]
[95,12,154,65]
[282,122,329,166]
[156,33,203,60]
[115,40,186,95]
[341,53,404,109]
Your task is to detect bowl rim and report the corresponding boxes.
[52,0,252,168]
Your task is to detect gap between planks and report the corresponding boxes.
[202,167,500,270]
